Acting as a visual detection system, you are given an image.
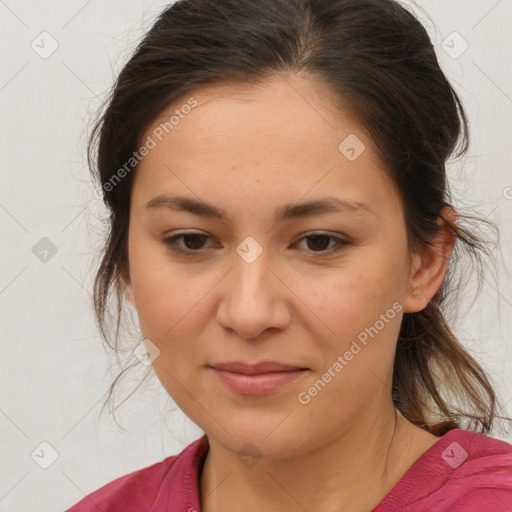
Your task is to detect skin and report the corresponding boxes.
[125,74,457,512]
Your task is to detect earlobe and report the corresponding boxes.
[403,207,457,313]
[125,282,137,309]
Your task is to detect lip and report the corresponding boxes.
[208,361,309,395]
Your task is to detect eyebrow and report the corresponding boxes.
[143,195,374,223]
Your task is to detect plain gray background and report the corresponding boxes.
[1,1,511,510]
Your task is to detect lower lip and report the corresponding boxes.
[210,368,308,395]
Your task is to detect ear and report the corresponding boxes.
[403,206,457,313]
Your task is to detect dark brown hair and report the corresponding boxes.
[88,0,509,435]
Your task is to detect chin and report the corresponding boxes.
[205,416,314,461]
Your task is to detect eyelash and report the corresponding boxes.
[162,232,350,257]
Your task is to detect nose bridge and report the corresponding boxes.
[232,235,274,305]
[216,235,290,339]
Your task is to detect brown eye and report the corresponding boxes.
[163,232,213,255]
[180,233,209,250]
[306,235,332,252]
[294,233,350,255]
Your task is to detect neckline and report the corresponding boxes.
[372,427,469,509]
[193,428,467,511]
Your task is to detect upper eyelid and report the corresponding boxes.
[163,230,347,241]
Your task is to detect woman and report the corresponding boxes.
[67,0,512,510]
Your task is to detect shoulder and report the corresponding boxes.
[440,429,512,509]
[65,435,209,512]
[65,457,176,512]
[375,428,512,511]
[444,428,512,479]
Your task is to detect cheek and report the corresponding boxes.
[294,264,405,416]
[298,247,409,373]
[134,267,212,344]
[127,235,208,345]
[132,263,212,403]
[311,260,404,336]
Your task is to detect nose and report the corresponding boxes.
[215,246,292,340]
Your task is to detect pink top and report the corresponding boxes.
[66,428,512,511]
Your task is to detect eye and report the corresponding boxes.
[292,233,350,255]
[163,231,350,257]
[163,231,213,255]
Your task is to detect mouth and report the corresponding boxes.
[207,361,310,395]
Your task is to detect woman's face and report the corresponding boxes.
[126,75,420,458]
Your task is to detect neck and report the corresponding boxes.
[199,399,439,512]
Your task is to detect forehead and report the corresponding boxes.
[132,75,398,216]
[148,74,360,150]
